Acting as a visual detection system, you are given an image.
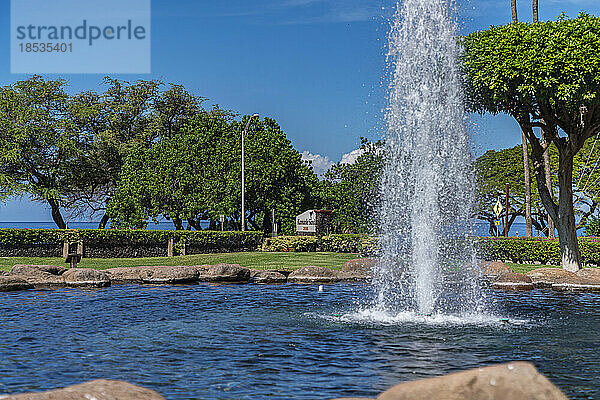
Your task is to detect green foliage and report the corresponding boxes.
[462,13,600,116]
[476,237,600,266]
[0,229,262,252]
[109,115,319,234]
[584,216,600,236]
[262,234,374,254]
[319,139,384,233]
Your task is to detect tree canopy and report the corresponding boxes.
[463,13,600,270]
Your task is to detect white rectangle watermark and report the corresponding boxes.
[11,0,150,74]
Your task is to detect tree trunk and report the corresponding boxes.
[522,130,532,236]
[511,0,518,22]
[532,0,539,23]
[98,213,110,229]
[173,217,184,230]
[556,154,581,271]
[48,198,66,229]
[543,146,555,238]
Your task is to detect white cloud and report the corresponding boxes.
[302,147,367,178]
[340,148,365,164]
[301,151,334,177]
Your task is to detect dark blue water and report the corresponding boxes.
[0,284,598,399]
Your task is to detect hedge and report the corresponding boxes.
[0,229,263,257]
[262,234,377,254]
[475,237,600,266]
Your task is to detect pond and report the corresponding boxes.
[0,284,598,399]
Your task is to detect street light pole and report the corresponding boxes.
[241,114,259,231]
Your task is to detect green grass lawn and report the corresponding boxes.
[506,263,561,274]
[0,252,358,272]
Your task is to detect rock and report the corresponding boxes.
[492,272,534,291]
[551,282,600,292]
[9,265,67,287]
[0,270,8,276]
[526,267,579,288]
[342,258,377,276]
[3,379,166,399]
[62,268,111,288]
[288,266,339,284]
[0,276,33,292]
[104,267,143,284]
[249,270,287,284]
[198,264,251,282]
[375,362,568,400]
[137,266,198,284]
[479,261,512,279]
[577,268,600,283]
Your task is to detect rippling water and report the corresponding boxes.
[0,284,598,399]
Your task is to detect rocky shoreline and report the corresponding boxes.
[0,258,375,292]
[1,259,600,293]
[0,362,568,399]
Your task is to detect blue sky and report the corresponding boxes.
[1,0,599,223]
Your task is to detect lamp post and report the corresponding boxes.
[241,114,259,231]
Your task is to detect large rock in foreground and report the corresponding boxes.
[352,362,567,400]
[0,276,33,292]
[10,265,67,287]
[198,264,251,282]
[577,268,600,283]
[492,272,534,291]
[288,266,338,283]
[3,379,165,399]
[137,266,198,284]
[63,268,111,288]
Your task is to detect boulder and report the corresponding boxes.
[374,362,567,400]
[62,268,111,288]
[492,272,534,291]
[288,266,339,284]
[103,267,143,284]
[479,261,512,279]
[137,266,198,284]
[3,379,165,399]
[577,268,600,283]
[526,268,578,288]
[0,276,33,292]
[198,264,251,282]
[342,258,377,276]
[249,270,287,284]
[10,265,67,287]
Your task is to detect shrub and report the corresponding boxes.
[475,237,600,266]
[262,234,377,254]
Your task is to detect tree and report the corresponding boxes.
[319,139,385,233]
[109,115,318,234]
[475,142,600,236]
[463,14,600,271]
[63,78,203,228]
[0,76,77,228]
[108,112,238,230]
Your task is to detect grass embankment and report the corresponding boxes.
[0,252,358,273]
[506,263,561,274]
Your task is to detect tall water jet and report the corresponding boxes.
[372,0,480,316]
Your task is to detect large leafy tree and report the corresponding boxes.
[463,14,600,270]
[108,112,236,230]
[319,139,385,233]
[109,115,318,234]
[64,78,203,228]
[0,76,77,228]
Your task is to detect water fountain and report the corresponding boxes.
[370,0,483,318]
